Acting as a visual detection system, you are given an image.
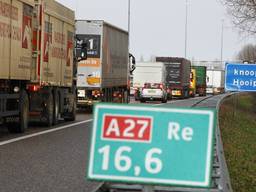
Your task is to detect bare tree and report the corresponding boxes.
[236,43,256,111]
[222,0,256,34]
[237,44,256,62]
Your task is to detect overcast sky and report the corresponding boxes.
[57,0,254,62]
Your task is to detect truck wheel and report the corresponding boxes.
[167,94,172,100]
[140,99,146,103]
[45,93,54,127]
[124,90,129,103]
[162,98,167,103]
[64,99,76,121]
[53,92,60,125]
[7,90,29,133]
[185,90,189,98]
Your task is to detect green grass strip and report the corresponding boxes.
[219,93,256,192]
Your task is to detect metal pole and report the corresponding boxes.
[142,185,154,192]
[127,0,131,100]
[220,19,224,67]
[128,0,131,49]
[185,0,188,58]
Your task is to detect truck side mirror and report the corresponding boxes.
[129,53,136,74]
[132,57,135,65]
[80,43,87,60]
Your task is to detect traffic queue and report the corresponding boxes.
[131,59,225,103]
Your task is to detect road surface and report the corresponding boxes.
[0,95,226,192]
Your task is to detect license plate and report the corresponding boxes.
[148,90,156,93]
[172,90,181,96]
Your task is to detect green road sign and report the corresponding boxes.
[88,104,216,188]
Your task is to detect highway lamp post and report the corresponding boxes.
[128,0,131,48]
[128,0,132,99]
[220,20,238,118]
[220,19,224,68]
[185,0,188,58]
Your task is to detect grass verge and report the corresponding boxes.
[219,93,256,192]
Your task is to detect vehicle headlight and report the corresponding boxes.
[14,86,20,93]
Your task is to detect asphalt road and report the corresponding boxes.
[0,95,226,192]
[0,114,98,192]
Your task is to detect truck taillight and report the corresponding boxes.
[27,85,41,92]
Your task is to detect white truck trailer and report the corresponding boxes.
[206,69,225,94]
[0,0,85,133]
[76,20,130,109]
[133,62,166,88]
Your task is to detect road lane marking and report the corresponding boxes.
[154,103,166,106]
[0,119,93,146]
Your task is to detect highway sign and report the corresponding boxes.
[225,63,256,91]
[88,104,216,188]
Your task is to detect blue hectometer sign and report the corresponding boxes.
[225,63,256,91]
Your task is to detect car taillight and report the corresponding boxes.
[27,85,41,92]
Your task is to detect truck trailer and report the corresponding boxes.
[156,57,191,98]
[206,69,225,94]
[192,66,207,96]
[0,0,81,133]
[76,20,130,110]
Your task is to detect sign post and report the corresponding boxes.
[88,104,216,188]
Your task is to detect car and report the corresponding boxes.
[140,83,168,103]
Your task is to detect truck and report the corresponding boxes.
[0,0,85,133]
[132,62,166,100]
[156,57,191,98]
[76,20,130,110]
[192,66,207,96]
[206,69,225,94]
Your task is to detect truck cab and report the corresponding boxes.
[189,69,196,97]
